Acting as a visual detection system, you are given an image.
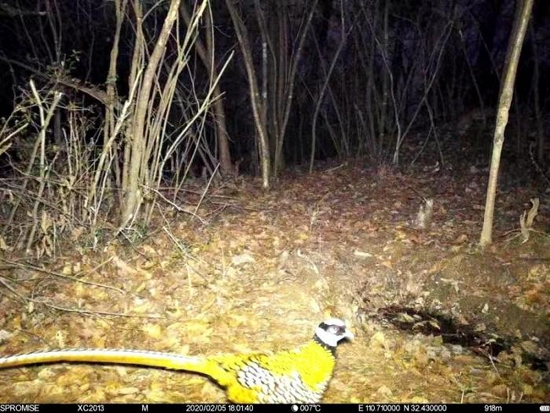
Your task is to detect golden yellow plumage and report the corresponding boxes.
[0,318,353,403]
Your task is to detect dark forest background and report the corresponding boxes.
[0,0,548,253]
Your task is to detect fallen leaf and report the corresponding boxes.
[231,253,256,266]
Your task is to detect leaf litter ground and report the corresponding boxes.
[0,161,548,403]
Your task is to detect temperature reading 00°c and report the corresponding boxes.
[291,405,321,412]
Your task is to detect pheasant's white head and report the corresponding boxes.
[315,318,354,348]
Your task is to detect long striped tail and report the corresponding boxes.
[0,349,212,374]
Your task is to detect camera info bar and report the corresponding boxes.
[0,404,547,413]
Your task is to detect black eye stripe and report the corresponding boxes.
[319,322,346,335]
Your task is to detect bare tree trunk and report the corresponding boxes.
[480,0,534,247]
[310,13,349,173]
[181,3,233,177]
[273,0,318,176]
[378,0,390,160]
[254,0,269,173]
[529,24,544,165]
[225,0,271,189]
[121,0,181,227]
[104,0,127,206]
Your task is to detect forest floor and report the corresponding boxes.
[0,159,549,403]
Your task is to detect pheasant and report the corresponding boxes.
[0,318,353,403]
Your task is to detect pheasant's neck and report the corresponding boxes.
[313,335,337,356]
